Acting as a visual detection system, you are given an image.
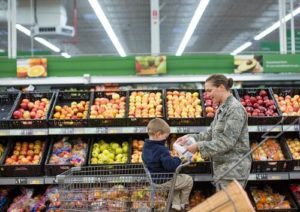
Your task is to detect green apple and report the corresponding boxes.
[122,141,129,147]
[115,147,123,154]
[108,152,115,160]
[102,149,110,156]
[93,143,99,149]
[99,144,109,153]
[122,145,128,153]
[111,143,120,150]
[92,151,99,158]
[116,154,123,161]
[97,158,104,164]
[122,156,128,163]
[91,157,98,164]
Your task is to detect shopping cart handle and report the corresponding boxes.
[175,159,191,173]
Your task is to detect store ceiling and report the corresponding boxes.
[1,0,300,56]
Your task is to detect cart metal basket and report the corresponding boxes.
[57,162,188,212]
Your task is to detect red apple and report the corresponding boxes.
[259,90,268,97]
[13,110,22,119]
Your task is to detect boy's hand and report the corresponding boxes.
[186,143,199,154]
[175,135,190,145]
[180,155,188,163]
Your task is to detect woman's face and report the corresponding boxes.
[204,81,225,104]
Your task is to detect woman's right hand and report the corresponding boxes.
[175,135,190,146]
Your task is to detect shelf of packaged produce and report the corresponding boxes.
[0,125,287,136]
[248,172,289,181]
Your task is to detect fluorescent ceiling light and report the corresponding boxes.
[230,42,252,56]
[61,52,71,58]
[88,0,126,57]
[34,37,61,53]
[16,24,31,36]
[254,6,300,40]
[175,0,210,56]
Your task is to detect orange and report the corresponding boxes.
[28,65,45,77]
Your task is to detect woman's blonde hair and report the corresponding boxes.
[147,118,170,136]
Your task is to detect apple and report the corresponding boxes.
[13,110,22,119]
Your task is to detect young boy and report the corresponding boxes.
[142,118,193,211]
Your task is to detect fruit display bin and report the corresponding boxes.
[0,138,9,176]
[88,135,130,166]
[0,92,20,129]
[89,91,128,127]
[250,133,292,173]
[271,88,300,125]
[9,92,55,129]
[127,89,165,126]
[282,132,300,172]
[44,136,91,176]
[0,137,48,177]
[181,160,212,174]
[165,89,205,126]
[235,88,282,125]
[247,183,298,211]
[290,184,300,209]
[48,91,92,128]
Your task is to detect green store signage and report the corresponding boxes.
[263,54,300,73]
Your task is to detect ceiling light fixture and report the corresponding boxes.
[88,0,126,57]
[254,6,300,40]
[175,0,210,56]
[61,52,71,58]
[230,42,252,56]
[16,24,62,53]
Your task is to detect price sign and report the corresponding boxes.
[295,125,299,131]
[62,128,74,134]
[28,179,44,185]
[135,127,146,133]
[257,125,268,132]
[21,129,33,135]
[97,127,108,134]
[177,127,190,133]
[15,178,27,185]
[255,173,268,180]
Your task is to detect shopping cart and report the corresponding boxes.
[57,161,189,212]
[57,161,190,212]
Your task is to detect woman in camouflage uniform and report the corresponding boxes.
[176,74,251,190]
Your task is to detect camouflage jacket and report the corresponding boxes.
[190,95,251,182]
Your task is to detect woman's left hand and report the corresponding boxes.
[186,143,198,154]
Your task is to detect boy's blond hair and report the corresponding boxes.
[147,118,170,136]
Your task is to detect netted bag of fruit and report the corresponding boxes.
[8,188,34,212]
[251,139,285,161]
[251,187,291,209]
[45,186,60,211]
[69,138,88,166]
[50,138,72,164]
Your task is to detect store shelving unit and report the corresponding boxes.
[0,124,298,185]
